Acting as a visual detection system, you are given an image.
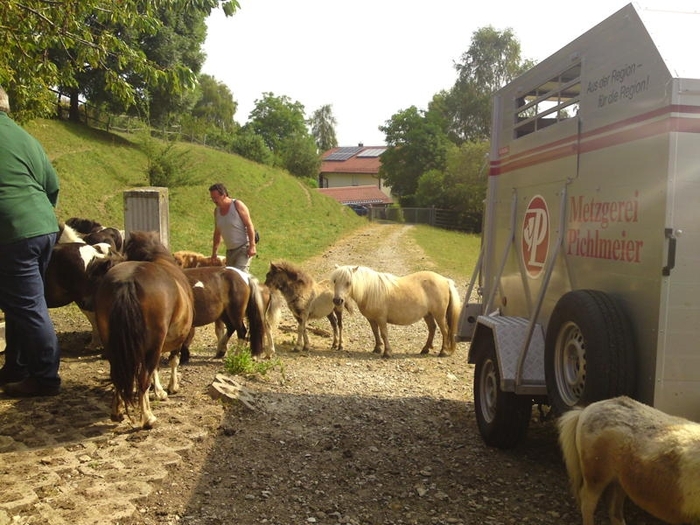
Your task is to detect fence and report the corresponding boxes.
[369,207,482,233]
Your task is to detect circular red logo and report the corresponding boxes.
[522,195,550,278]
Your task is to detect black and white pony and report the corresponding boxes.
[47,222,118,350]
[64,217,124,252]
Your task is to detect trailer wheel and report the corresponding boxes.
[474,341,532,449]
[545,290,636,415]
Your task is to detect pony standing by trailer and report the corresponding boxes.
[93,231,194,429]
[330,265,461,358]
[558,396,700,525]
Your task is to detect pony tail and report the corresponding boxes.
[446,280,461,353]
[557,408,584,505]
[108,281,147,407]
[246,277,265,357]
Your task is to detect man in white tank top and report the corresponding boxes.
[209,183,257,272]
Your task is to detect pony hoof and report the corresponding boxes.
[373,348,382,354]
[143,417,157,430]
[336,345,343,351]
[420,348,430,355]
[110,413,124,422]
[381,352,392,359]
[215,351,226,359]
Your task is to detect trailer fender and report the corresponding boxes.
[468,315,545,392]
[470,322,533,449]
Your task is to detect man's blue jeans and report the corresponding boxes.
[0,233,60,386]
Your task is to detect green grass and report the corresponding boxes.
[410,225,481,284]
[223,346,284,378]
[26,119,482,279]
[26,119,365,276]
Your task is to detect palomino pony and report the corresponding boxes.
[180,266,265,362]
[265,261,349,352]
[330,265,461,358]
[92,231,194,429]
[558,396,700,525]
[173,250,225,268]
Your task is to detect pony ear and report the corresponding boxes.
[352,266,360,272]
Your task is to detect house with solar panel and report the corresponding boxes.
[317,145,394,210]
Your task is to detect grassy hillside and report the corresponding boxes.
[25,119,366,276]
[25,119,481,281]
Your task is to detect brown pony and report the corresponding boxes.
[265,260,349,352]
[180,266,265,361]
[93,231,194,429]
[558,396,700,525]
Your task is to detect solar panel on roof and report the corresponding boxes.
[356,148,387,158]
[324,147,363,161]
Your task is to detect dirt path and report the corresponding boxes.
[0,224,663,525]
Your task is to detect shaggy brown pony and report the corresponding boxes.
[265,260,350,352]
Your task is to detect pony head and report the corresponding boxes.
[329,265,360,307]
[124,231,173,263]
[265,260,310,291]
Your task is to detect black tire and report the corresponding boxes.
[474,340,532,449]
[545,290,636,415]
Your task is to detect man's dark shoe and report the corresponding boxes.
[3,377,60,397]
[0,367,28,388]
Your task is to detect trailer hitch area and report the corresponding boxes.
[662,228,678,276]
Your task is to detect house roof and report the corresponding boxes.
[317,185,393,205]
[320,146,387,175]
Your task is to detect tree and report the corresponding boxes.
[379,106,450,205]
[432,26,531,143]
[192,74,237,131]
[246,92,308,153]
[309,104,338,152]
[278,134,321,180]
[131,4,212,126]
[0,0,239,122]
[230,129,274,166]
[415,141,489,232]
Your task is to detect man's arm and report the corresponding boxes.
[211,209,222,261]
[234,200,257,257]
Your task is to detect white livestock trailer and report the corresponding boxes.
[457,3,700,448]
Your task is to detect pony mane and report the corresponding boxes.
[271,260,314,286]
[65,216,103,234]
[332,265,398,311]
[124,231,174,263]
[57,222,84,244]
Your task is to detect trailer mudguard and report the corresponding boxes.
[469,315,546,394]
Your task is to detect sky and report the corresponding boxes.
[202,0,698,147]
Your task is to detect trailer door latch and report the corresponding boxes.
[662,228,677,276]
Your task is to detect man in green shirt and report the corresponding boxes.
[0,85,61,397]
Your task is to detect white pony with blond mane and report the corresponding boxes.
[329,265,461,358]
